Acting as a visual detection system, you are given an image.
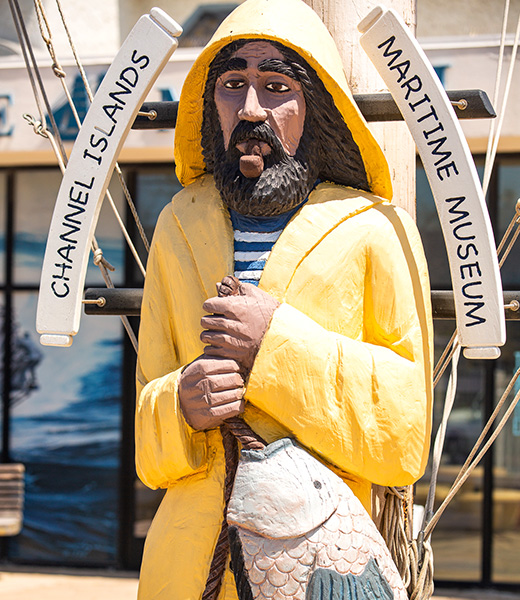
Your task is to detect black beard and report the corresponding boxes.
[212,121,319,217]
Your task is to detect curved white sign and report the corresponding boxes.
[359,6,506,359]
[36,8,182,347]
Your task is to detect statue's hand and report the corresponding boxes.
[178,356,244,430]
[201,283,280,373]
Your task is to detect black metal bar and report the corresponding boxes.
[2,171,14,464]
[481,359,495,584]
[133,101,179,129]
[118,166,139,570]
[84,288,520,319]
[84,288,143,315]
[354,89,496,122]
[131,90,495,130]
[1,170,15,560]
[432,290,520,320]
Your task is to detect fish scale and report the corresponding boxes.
[238,492,407,600]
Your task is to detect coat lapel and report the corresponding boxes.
[260,183,384,301]
[172,175,234,299]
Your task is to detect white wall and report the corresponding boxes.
[417,0,520,38]
[423,39,520,152]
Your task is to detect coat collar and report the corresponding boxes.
[172,175,384,301]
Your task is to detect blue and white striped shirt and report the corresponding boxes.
[229,204,304,286]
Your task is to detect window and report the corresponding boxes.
[0,168,125,565]
[416,154,520,586]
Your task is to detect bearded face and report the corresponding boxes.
[202,40,369,217]
[211,120,319,217]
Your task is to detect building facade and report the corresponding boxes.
[0,0,519,588]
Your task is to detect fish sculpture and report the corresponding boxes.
[227,438,408,600]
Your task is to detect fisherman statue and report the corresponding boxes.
[134,0,433,598]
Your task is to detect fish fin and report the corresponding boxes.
[306,558,394,600]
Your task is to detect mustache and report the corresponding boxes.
[228,121,287,159]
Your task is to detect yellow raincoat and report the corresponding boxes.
[135,1,433,598]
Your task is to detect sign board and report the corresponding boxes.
[359,6,506,359]
[36,8,182,347]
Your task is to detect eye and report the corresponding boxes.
[265,81,290,93]
[222,79,246,90]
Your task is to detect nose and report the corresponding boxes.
[238,84,268,122]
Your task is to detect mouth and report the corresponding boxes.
[235,138,272,157]
[235,138,272,179]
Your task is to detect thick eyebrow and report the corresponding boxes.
[258,58,298,80]
[217,57,248,76]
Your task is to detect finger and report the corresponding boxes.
[202,344,243,362]
[182,356,241,378]
[203,296,242,318]
[200,331,243,349]
[200,315,249,338]
[208,399,245,419]
[206,372,244,392]
[205,387,244,408]
[219,276,241,297]
[238,281,257,296]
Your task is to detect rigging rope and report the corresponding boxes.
[422,345,461,533]
[9,0,139,352]
[482,9,520,196]
[424,382,520,537]
[8,0,67,162]
[432,331,457,387]
[482,0,510,195]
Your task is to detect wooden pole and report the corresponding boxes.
[304,0,417,217]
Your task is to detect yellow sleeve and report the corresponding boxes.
[134,206,208,490]
[246,206,433,486]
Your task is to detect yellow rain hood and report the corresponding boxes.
[174,0,392,200]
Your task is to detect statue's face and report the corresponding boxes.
[206,40,320,216]
[214,41,306,164]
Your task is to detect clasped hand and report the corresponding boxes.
[178,282,280,430]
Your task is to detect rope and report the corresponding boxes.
[497,198,520,267]
[201,277,267,600]
[498,199,520,268]
[8,0,68,163]
[482,0,510,195]
[201,423,265,600]
[482,8,520,196]
[408,539,434,600]
[433,332,458,388]
[378,486,412,587]
[423,345,461,531]
[201,426,238,600]
[451,367,520,494]
[91,239,139,353]
[33,0,66,78]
